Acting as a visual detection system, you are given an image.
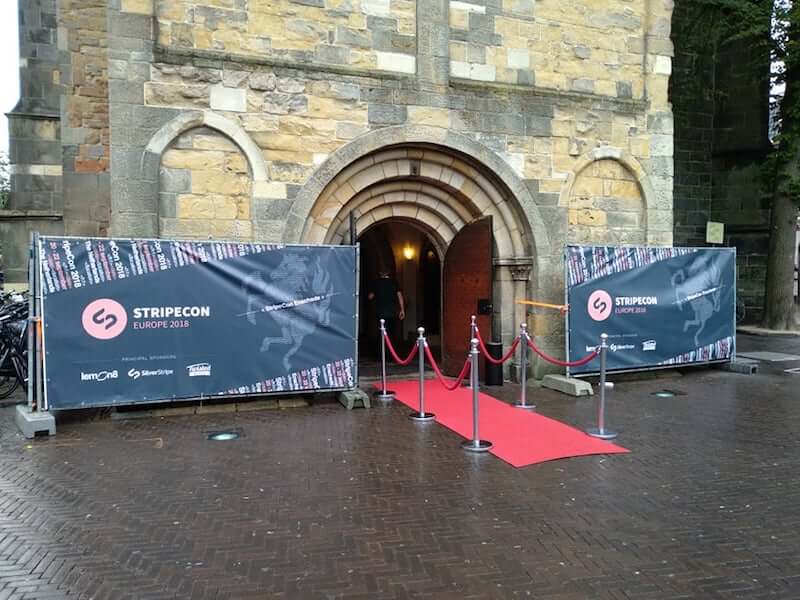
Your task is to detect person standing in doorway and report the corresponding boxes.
[368,269,405,346]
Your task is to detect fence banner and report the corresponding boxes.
[566,246,736,376]
[38,237,358,409]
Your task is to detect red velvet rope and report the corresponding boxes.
[423,344,472,391]
[526,337,599,367]
[383,332,419,365]
[474,328,521,365]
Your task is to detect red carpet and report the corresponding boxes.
[383,380,628,468]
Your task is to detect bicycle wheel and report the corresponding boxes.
[0,374,19,399]
[736,299,746,324]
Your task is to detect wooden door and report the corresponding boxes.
[442,217,493,376]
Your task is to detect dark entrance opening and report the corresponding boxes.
[358,221,441,376]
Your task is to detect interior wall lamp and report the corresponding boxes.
[402,244,415,260]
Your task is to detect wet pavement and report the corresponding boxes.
[0,333,798,599]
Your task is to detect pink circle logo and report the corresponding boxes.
[82,299,128,340]
[587,290,613,321]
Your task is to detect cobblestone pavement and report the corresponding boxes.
[0,334,799,599]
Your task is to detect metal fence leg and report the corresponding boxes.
[375,319,395,401]
[586,333,617,440]
[410,327,435,421]
[467,315,476,389]
[462,338,492,452]
[514,323,535,409]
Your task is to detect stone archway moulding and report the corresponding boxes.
[557,145,658,212]
[142,110,268,182]
[285,125,551,264]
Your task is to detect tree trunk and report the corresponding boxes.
[762,31,800,330]
[762,192,798,329]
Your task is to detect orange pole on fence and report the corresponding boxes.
[516,299,569,313]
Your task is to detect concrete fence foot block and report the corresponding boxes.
[720,358,758,375]
[541,374,594,397]
[338,389,371,410]
[15,405,56,439]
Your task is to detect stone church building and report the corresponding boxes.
[3,0,675,373]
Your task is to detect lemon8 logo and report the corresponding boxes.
[82,299,128,340]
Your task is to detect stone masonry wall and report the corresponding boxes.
[155,0,417,75]
[103,0,674,360]
[568,159,645,246]
[448,0,666,101]
[3,0,65,284]
[59,0,111,237]
[8,0,63,213]
[159,127,253,240]
[670,1,772,322]
[133,55,673,246]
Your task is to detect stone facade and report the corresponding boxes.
[670,1,772,322]
[7,0,675,372]
[160,127,254,240]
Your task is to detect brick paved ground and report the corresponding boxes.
[0,334,799,599]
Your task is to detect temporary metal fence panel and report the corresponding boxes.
[38,236,358,409]
[565,245,736,376]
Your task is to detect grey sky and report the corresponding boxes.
[1,1,20,154]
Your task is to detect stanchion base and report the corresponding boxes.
[513,402,536,410]
[461,439,493,452]
[585,427,618,440]
[373,391,395,401]
[409,412,435,422]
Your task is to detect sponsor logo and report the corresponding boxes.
[82,299,128,340]
[128,368,174,380]
[642,340,657,351]
[609,344,635,352]
[81,370,118,382]
[187,363,211,377]
[584,344,636,353]
[587,290,613,321]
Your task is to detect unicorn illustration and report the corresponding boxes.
[243,254,333,371]
[671,257,722,347]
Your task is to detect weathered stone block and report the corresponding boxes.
[336,26,371,49]
[507,48,529,69]
[249,72,276,91]
[570,78,595,93]
[617,81,633,98]
[263,93,309,115]
[368,104,407,125]
[315,45,350,65]
[375,51,416,73]
[210,85,247,112]
[159,167,191,194]
[336,121,369,139]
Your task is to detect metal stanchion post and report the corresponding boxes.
[374,319,395,401]
[586,333,617,440]
[467,315,477,389]
[513,323,535,409]
[409,327,435,421]
[462,338,492,452]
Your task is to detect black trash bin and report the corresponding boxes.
[484,341,503,386]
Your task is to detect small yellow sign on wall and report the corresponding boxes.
[706,221,725,245]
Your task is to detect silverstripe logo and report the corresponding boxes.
[128,368,174,380]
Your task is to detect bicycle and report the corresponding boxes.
[0,302,29,399]
[736,296,746,325]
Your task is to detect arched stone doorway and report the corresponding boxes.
[298,139,542,376]
[358,220,442,367]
